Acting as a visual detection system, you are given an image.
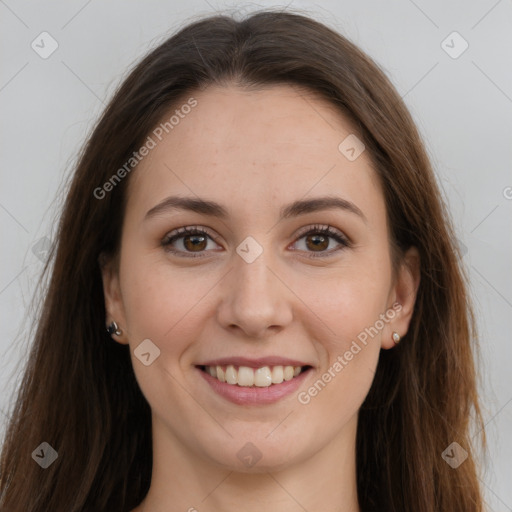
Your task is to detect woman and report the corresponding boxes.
[0,9,487,512]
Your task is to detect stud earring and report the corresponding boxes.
[107,321,122,336]
[392,331,401,344]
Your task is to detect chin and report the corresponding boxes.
[202,436,307,473]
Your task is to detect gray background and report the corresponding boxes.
[1,0,511,509]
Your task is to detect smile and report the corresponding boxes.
[198,364,311,387]
[196,364,314,405]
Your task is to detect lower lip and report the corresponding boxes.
[196,366,312,405]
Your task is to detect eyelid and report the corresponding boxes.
[293,223,348,241]
[162,225,221,244]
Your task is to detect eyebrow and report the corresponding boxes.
[144,195,367,223]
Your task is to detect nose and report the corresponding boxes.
[216,250,294,339]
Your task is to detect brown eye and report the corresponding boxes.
[292,224,350,258]
[304,233,329,252]
[162,227,219,258]
[182,234,207,252]
[162,224,350,259]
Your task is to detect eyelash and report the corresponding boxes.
[161,224,351,259]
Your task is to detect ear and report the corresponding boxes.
[382,246,421,349]
[99,252,129,345]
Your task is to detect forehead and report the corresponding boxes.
[126,83,384,222]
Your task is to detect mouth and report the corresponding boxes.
[195,363,314,405]
[195,364,313,387]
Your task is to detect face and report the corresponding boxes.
[102,84,419,472]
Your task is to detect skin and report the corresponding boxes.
[101,84,420,512]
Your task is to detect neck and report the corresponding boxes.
[133,414,361,512]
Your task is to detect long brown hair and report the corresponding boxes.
[0,9,487,511]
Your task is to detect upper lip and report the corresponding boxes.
[197,356,312,368]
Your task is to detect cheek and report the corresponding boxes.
[119,250,221,356]
[296,259,392,349]
[296,272,385,422]
[297,352,378,442]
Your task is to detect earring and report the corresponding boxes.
[392,331,401,344]
[107,321,122,336]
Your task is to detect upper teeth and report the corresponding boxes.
[204,365,303,387]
